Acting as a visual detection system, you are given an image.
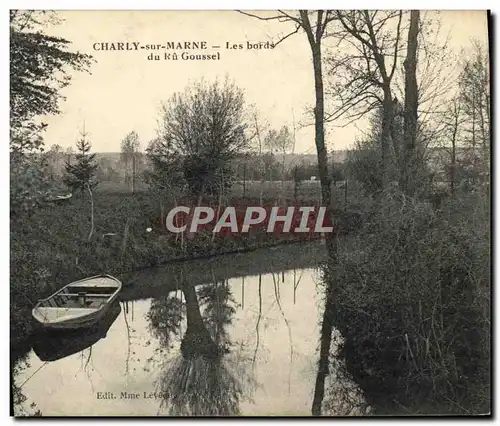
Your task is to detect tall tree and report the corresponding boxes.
[10,10,92,216]
[65,146,74,166]
[441,97,462,195]
[120,130,141,193]
[46,143,63,179]
[327,11,404,189]
[156,78,249,198]
[264,125,293,203]
[401,10,420,196]
[10,11,92,152]
[239,10,338,416]
[240,11,335,211]
[63,124,98,192]
[265,126,293,173]
[458,39,490,186]
[248,105,271,205]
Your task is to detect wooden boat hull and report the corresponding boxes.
[33,302,121,361]
[46,193,72,203]
[32,274,122,330]
[37,307,108,330]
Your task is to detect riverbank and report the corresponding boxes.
[11,191,342,350]
[324,191,490,415]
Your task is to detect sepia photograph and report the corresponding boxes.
[9,9,491,417]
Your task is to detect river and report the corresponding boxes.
[12,242,367,416]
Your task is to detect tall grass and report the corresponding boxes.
[324,189,490,414]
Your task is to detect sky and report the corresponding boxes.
[37,10,489,154]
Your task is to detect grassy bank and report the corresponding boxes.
[95,178,350,203]
[11,191,350,348]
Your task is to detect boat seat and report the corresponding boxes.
[59,294,72,303]
[47,298,58,307]
[62,293,111,298]
[47,297,65,307]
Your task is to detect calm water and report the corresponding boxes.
[13,244,366,416]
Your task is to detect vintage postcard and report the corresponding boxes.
[10,9,491,417]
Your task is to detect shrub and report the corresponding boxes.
[326,189,490,414]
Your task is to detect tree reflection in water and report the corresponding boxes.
[148,277,255,416]
[312,264,369,416]
[11,355,42,417]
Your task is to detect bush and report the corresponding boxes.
[326,189,490,414]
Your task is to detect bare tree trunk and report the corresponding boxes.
[381,89,393,189]
[243,162,246,198]
[87,183,94,242]
[312,281,335,416]
[132,153,136,194]
[477,88,488,185]
[253,114,265,207]
[472,89,477,181]
[450,110,458,195]
[310,43,331,211]
[402,10,420,196]
[281,150,286,205]
[300,12,338,417]
[124,157,129,186]
[241,11,341,416]
[181,284,217,358]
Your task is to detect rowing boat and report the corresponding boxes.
[46,193,72,203]
[32,274,122,330]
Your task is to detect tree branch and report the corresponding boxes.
[274,24,301,47]
[237,10,291,22]
[389,11,403,81]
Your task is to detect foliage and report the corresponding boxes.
[63,127,98,192]
[10,152,53,216]
[10,10,92,218]
[197,281,237,353]
[11,355,42,416]
[347,107,433,196]
[331,162,345,183]
[456,40,490,185]
[346,108,395,194]
[147,296,185,350]
[155,78,249,198]
[120,131,142,189]
[264,126,293,156]
[326,190,490,414]
[325,11,405,124]
[144,137,187,211]
[10,10,92,152]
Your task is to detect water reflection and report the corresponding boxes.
[33,303,121,362]
[151,279,255,416]
[12,259,365,417]
[12,303,122,416]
